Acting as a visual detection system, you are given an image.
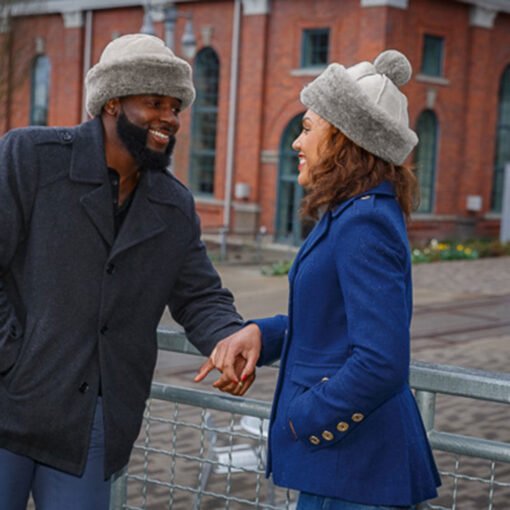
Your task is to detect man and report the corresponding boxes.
[0,33,252,510]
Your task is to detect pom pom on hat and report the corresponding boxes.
[374,49,412,86]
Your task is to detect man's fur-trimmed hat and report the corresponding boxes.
[300,50,418,165]
[85,33,195,116]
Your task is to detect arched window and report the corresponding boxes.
[189,47,219,195]
[275,112,313,245]
[30,55,51,126]
[491,65,510,213]
[414,110,439,213]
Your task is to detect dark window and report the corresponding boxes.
[491,65,510,212]
[30,55,51,125]
[276,113,314,245]
[189,47,220,195]
[301,28,329,68]
[414,110,439,213]
[421,35,444,77]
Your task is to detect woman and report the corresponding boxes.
[197,49,441,509]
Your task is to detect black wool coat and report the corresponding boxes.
[0,117,243,477]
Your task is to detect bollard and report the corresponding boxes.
[219,226,228,261]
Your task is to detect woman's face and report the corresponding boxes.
[292,109,330,188]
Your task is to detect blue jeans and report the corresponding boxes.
[297,492,416,510]
[0,398,111,510]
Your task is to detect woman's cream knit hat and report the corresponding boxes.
[86,33,196,116]
[300,49,418,165]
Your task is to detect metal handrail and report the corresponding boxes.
[157,328,510,405]
[109,328,510,509]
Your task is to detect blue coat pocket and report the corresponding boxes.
[290,360,341,389]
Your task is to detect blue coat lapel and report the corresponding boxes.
[290,181,396,281]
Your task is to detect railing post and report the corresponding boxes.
[415,389,436,434]
[109,467,128,510]
[415,391,437,510]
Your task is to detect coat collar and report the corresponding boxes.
[291,181,396,274]
[331,180,395,218]
[69,117,185,256]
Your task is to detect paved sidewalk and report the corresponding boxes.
[153,255,510,509]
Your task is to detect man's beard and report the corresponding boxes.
[116,111,176,172]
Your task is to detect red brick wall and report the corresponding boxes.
[1,0,509,243]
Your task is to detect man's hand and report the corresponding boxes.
[194,323,262,396]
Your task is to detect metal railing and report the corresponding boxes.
[110,329,510,510]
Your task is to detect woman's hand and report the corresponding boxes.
[194,323,262,396]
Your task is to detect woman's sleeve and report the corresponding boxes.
[248,314,288,366]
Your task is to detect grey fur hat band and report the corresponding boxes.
[300,50,418,165]
[85,34,196,116]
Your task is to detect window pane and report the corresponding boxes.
[421,35,444,77]
[491,66,510,212]
[414,110,438,213]
[189,48,219,195]
[301,28,329,68]
[30,55,51,126]
[190,154,215,194]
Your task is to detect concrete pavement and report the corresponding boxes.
[154,255,510,509]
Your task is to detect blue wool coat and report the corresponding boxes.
[254,182,440,506]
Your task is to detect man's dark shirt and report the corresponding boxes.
[108,168,136,237]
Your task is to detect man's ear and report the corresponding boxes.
[104,98,120,117]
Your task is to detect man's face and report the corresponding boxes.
[115,94,182,171]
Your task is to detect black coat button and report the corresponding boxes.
[106,263,115,274]
[61,131,73,142]
[100,325,108,335]
[79,382,89,393]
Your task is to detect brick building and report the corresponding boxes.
[1,0,509,245]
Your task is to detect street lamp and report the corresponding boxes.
[140,1,197,59]
[140,2,156,35]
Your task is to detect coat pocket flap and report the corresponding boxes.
[290,360,340,388]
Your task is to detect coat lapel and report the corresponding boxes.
[70,118,114,247]
[295,212,331,266]
[109,169,184,260]
[290,182,396,281]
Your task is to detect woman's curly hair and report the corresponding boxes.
[300,126,419,220]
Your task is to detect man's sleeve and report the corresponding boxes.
[167,209,244,356]
[0,131,38,373]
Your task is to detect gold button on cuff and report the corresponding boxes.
[320,377,329,382]
[309,435,321,445]
[322,430,334,441]
[352,413,365,422]
[336,421,349,432]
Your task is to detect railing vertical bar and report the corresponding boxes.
[109,467,128,510]
[415,389,437,433]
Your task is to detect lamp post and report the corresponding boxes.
[140,1,197,59]
[140,1,156,35]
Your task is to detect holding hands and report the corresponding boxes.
[194,323,262,396]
